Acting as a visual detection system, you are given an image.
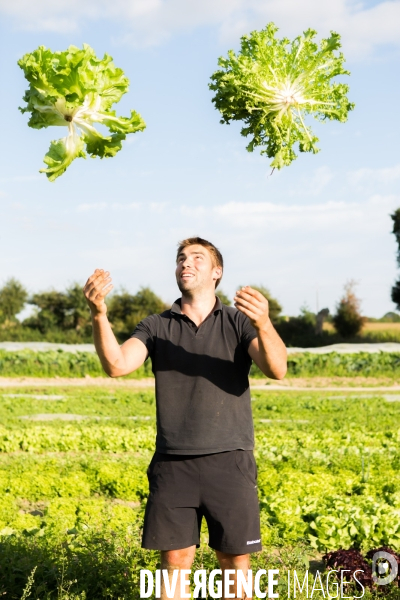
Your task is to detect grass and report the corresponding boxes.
[324,322,400,333]
[322,321,400,343]
[363,322,400,332]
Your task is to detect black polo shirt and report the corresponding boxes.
[131,297,258,455]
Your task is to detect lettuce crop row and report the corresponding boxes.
[1,349,400,378]
[253,350,400,378]
[1,389,400,597]
[0,424,155,454]
[0,349,153,378]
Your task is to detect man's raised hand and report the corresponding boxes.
[83,269,113,316]
[234,286,270,331]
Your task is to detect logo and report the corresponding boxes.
[372,551,398,586]
[246,539,261,545]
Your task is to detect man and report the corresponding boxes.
[83,237,287,599]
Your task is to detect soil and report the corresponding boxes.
[0,376,155,388]
[250,376,400,390]
[0,376,399,391]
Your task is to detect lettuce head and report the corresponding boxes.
[209,24,354,169]
[18,44,146,181]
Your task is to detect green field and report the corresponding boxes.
[1,386,400,598]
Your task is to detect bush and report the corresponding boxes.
[107,287,168,341]
[276,306,319,347]
[0,278,28,325]
[24,284,92,339]
[333,281,365,338]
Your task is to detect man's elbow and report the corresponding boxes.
[102,361,129,378]
[108,370,122,378]
[102,365,119,378]
[271,366,287,380]
[265,363,287,380]
[107,366,131,378]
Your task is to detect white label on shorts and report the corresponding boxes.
[247,539,261,545]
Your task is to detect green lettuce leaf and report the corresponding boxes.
[209,23,355,169]
[40,129,86,182]
[18,44,146,181]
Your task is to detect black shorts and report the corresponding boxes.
[142,450,262,554]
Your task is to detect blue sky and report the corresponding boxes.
[1,0,400,317]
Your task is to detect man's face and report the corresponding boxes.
[175,244,222,294]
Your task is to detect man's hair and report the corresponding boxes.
[176,237,223,289]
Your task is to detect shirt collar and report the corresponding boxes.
[170,296,223,315]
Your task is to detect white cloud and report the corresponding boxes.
[150,202,168,213]
[288,166,334,197]
[181,193,399,232]
[111,202,141,210]
[77,202,141,212]
[77,202,108,212]
[1,0,399,58]
[230,0,400,58]
[310,166,334,196]
[348,164,400,186]
[0,175,41,184]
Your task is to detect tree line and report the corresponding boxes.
[0,281,169,343]
[0,278,387,347]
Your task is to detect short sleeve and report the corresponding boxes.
[130,315,157,358]
[240,313,257,350]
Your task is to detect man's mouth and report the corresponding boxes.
[181,273,194,280]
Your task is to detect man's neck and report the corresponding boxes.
[180,291,217,327]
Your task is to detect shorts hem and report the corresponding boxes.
[155,446,254,455]
[208,542,262,554]
[141,541,200,551]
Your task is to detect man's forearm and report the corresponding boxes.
[91,313,127,377]
[256,320,287,379]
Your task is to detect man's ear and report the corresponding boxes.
[213,266,223,282]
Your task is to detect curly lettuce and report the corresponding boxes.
[209,24,354,169]
[18,44,146,181]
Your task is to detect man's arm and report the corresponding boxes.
[83,269,148,377]
[234,286,287,380]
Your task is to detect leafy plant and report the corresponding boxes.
[210,23,354,169]
[18,44,146,181]
[20,566,37,600]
